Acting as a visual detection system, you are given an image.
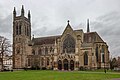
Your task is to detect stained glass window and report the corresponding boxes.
[63,34,75,53]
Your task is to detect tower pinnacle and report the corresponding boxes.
[13,7,16,18]
[21,5,24,16]
[13,7,16,14]
[87,19,90,32]
[28,10,31,21]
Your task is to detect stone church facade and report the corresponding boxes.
[13,6,110,70]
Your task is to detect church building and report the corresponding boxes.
[13,6,110,70]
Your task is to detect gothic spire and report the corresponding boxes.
[13,7,16,14]
[21,5,24,16]
[13,7,16,19]
[87,19,90,32]
[28,10,31,21]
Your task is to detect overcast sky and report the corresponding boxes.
[0,0,120,57]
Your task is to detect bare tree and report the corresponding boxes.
[0,36,11,71]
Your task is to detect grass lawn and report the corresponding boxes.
[0,70,120,80]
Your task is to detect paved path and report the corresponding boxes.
[112,78,120,80]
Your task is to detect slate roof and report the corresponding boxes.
[84,32,104,43]
[32,32,104,45]
[32,35,61,45]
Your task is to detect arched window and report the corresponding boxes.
[84,51,88,65]
[101,45,105,53]
[32,49,35,55]
[45,47,48,54]
[63,34,75,53]
[96,45,99,62]
[27,26,29,36]
[101,45,105,63]
[50,47,53,53]
[16,25,19,35]
[102,54,104,63]
[25,26,26,35]
[19,24,21,35]
[38,48,42,55]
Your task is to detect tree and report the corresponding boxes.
[0,36,11,71]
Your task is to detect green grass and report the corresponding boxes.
[0,70,120,80]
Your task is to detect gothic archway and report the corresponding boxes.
[70,60,74,70]
[58,60,62,70]
[84,51,88,65]
[63,59,68,70]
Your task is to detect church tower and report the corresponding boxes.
[13,5,31,69]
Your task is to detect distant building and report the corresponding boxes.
[114,57,120,71]
[13,6,110,70]
[3,55,12,70]
[0,54,12,71]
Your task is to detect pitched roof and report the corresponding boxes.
[32,31,104,45]
[32,35,61,45]
[84,32,104,43]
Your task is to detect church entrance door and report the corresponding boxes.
[63,59,68,70]
[58,60,62,70]
[70,60,74,70]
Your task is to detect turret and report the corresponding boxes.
[21,5,24,16]
[28,10,31,21]
[13,7,16,19]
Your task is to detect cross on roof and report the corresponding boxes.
[67,20,70,23]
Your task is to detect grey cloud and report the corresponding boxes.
[32,27,47,37]
[46,26,63,36]
[91,12,120,57]
[0,14,12,36]
[32,26,63,37]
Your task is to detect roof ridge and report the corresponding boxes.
[34,35,61,39]
[84,31,96,34]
